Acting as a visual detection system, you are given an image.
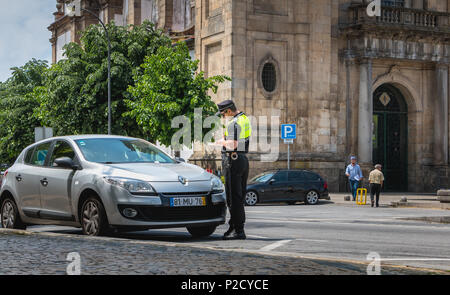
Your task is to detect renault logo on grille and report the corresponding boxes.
[178,176,188,185]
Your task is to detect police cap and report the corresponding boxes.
[216,100,236,116]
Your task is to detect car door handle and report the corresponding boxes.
[15,175,22,182]
[40,178,48,187]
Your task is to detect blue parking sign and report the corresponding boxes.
[281,124,296,139]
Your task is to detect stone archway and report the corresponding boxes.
[372,71,421,192]
[372,84,408,191]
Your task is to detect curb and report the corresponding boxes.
[391,201,450,210]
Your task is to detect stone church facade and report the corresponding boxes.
[49,0,450,192]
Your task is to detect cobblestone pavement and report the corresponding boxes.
[0,230,443,275]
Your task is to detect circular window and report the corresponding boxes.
[261,62,277,93]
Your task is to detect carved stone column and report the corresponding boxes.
[358,59,373,164]
[434,63,449,164]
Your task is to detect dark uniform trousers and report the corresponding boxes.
[223,153,249,231]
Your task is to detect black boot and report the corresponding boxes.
[223,229,246,240]
[222,225,235,240]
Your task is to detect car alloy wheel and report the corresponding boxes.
[1,198,25,229]
[81,197,109,236]
[1,200,15,228]
[245,191,258,206]
[305,190,319,205]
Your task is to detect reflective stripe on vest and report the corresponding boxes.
[224,113,252,139]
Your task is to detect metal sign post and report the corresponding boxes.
[281,124,296,170]
[35,127,53,142]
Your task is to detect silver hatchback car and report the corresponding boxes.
[0,135,226,236]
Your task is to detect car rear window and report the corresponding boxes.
[288,171,303,181]
[304,172,321,181]
[288,171,322,182]
[24,147,35,164]
[29,141,52,166]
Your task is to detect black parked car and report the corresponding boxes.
[245,169,329,206]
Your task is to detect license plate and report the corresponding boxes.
[170,197,206,207]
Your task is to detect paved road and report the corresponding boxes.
[24,202,450,272]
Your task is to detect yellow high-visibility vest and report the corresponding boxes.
[224,113,252,139]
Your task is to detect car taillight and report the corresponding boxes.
[323,181,328,190]
[3,170,7,177]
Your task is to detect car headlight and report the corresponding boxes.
[211,176,224,193]
[103,177,156,194]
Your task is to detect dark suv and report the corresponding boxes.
[245,169,329,206]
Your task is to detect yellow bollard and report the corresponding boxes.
[356,188,367,205]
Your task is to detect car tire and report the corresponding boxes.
[305,190,320,205]
[187,225,217,238]
[80,196,110,236]
[245,191,259,206]
[1,197,26,230]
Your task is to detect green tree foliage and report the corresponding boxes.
[35,21,172,137]
[126,42,230,148]
[0,59,48,164]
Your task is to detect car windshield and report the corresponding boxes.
[250,172,275,183]
[75,138,175,164]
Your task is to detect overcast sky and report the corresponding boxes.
[0,0,55,82]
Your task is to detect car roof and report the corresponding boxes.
[27,135,141,149]
[258,169,319,175]
[273,169,317,173]
[33,134,136,144]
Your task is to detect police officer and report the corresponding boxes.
[216,100,251,240]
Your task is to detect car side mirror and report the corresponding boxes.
[175,157,186,163]
[269,179,275,184]
[54,157,79,170]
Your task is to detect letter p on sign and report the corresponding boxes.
[281,124,296,139]
[367,0,381,17]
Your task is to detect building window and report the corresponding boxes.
[122,0,129,25]
[99,9,104,24]
[142,0,159,24]
[382,0,405,7]
[56,30,71,62]
[172,0,192,31]
[261,62,276,93]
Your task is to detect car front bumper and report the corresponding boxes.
[99,184,227,229]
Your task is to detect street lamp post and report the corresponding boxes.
[67,0,112,135]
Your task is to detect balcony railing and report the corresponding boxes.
[346,4,450,31]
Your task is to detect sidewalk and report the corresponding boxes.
[329,192,450,210]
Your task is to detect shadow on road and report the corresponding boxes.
[30,226,284,243]
[249,201,334,207]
